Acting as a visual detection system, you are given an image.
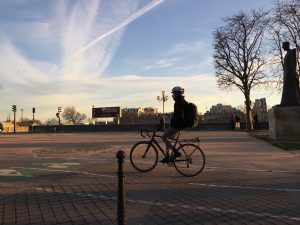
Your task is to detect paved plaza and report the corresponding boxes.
[0,131,299,225]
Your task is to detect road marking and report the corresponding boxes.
[55,157,117,161]
[33,188,300,222]
[0,169,23,176]
[188,183,300,192]
[39,162,81,169]
[13,167,116,178]
[207,166,300,173]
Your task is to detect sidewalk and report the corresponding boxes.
[0,131,299,224]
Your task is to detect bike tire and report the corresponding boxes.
[130,141,158,172]
[173,143,205,177]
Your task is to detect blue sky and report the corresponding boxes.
[0,0,280,122]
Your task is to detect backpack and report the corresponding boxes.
[184,102,199,128]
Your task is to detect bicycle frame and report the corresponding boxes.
[140,129,182,158]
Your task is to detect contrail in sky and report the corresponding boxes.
[51,0,166,73]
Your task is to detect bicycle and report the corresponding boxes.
[129,129,205,177]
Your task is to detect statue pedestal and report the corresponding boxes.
[268,106,300,140]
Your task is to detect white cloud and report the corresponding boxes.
[141,40,207,72]
[156,59,173,67]
[0,37,49,85]
[170,40,204,54]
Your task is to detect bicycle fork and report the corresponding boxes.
[142,132,157,158]
[142,142,151,158]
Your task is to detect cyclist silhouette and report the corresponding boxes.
[160,86,189,163]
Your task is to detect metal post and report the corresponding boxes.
[58,107,62,125]
[12,105,17,133]
[13,111,16,133]
[32,108,35,125]
[157,90,168,131]
[116,150,127,225]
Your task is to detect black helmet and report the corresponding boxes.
[171,86,184,95]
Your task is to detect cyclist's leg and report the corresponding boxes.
[160,127,180,162]
[161,126,180,150]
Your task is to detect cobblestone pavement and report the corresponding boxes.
[0,178,117,225]
[0,132,299,224]
[141,169,300,225]
[1,167,299,225]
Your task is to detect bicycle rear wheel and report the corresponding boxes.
[130,141,158,172]
[174,143,205,177]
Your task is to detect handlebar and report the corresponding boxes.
[140,129,160,138]
[140,129,146,138]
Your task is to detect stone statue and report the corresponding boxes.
[280,42,300,106]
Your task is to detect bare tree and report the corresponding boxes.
[86,117,94,125]
[44,118,59,125]
[213,10,270,130]
[62,106,87,125]
[269,0,300,83]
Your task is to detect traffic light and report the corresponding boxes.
[58,107,62,113]
[56,112,60,118]
[12,105,16,112]
[32,107,36,113]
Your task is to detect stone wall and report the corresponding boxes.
[30,122,269,133]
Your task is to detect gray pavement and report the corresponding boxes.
[0,131,299,224]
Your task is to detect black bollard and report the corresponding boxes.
[116,150,127,225]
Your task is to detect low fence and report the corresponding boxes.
[29,122,269,133]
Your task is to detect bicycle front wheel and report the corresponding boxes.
[130,141,158,172]
[174,144,205,177]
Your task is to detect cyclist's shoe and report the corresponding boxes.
[173,150,181,159]
[159,156,170,164]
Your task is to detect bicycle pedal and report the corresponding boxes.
[173,151,181,158]
[167,161,174,166]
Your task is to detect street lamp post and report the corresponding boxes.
[21,108,23,122]
[32,107,36,125]
[12,105,17,133]
[157,90,168,131]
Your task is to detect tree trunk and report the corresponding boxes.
[244,93,253,131]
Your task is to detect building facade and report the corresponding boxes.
[204,103,244,122]
[120,107,160,124]
[252,98,268,122]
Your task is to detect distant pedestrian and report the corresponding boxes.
[253,114,259,130]
[159,118,164,131]
[235,115,240,130]
[230,115,235,130]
